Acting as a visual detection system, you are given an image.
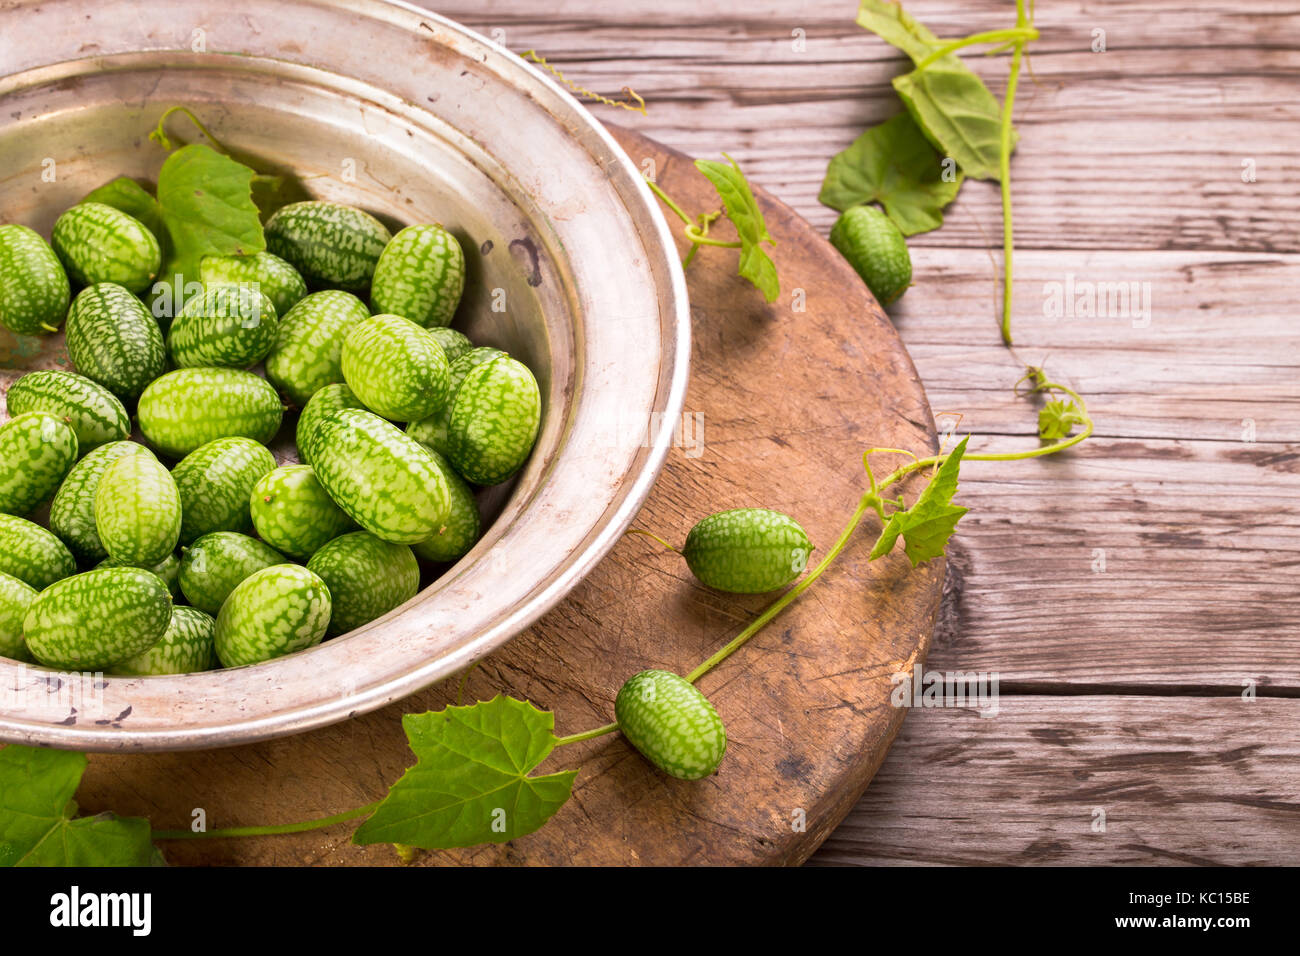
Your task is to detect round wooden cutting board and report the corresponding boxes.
[69,127,944,866]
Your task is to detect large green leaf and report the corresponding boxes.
[155,143,265,280]
[857,0,1015,181]
[353,696,576,849]
[819,111,963,235]
[0,746,157,867]
[893,67,1007,182]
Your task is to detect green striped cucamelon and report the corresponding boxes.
[410,447,481,563]
[405,346,505,458]
[0,571,37,662]
[0,514,76,590]
[51,202,161,294]
[428,327,473,365]
[172,437,277,544]
[99,551,181,599]
[306,531,419,636]
[446,354,542,486]
[94,452,182,567]
[369,223,465,328]
[65,282,167,400]
[214,564,332,668]
[5,369,130,452]
[48,441,154,563]
[264,201,392,293]
[0,224,70,335]
[23,566,173,670]
[829,205,912,307]
[200,250,308,320]
[137,367,284,459]
[264,289,369,407]
[683,508,813,594]
[295,383,364,467]
[167,285,279,369]
[179,532,285,616]
[341,313,449,422]
[0,412,78,516]
[614,670,727,780]
[249,465,354,560]
[111,605,215,676]
[311,408,450,545]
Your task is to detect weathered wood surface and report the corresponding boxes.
[79,129,944,865]
[416,0,1300,865]
[809,697,1300,867]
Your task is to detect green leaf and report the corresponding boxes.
[1038,399,1086,440]
[155,143,265,280]
[84,177,171,261]
[0,746,158,867]
[694,155,780,303]
[856,0,946,60]
[353,696,576,850]
[856,0,1015,181]
[892,68,1007,182]
[870,436,969,566]
[819,111,963,236]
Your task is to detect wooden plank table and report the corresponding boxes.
[417,0,1300,865]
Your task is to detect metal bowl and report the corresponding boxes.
[0,0,689,750]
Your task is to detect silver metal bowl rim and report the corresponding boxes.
[0,0,691,750]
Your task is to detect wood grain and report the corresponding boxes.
[420,0,1300,865]
[76,128,944,865]
[811,696,1300,866]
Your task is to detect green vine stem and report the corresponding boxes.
[999,1,1033,345]
[149,105,228,153]
[913,26,1039,72]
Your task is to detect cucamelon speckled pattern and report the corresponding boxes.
[94,452,182,567]
[411,447,481,563]
[98,552,181,599]
[23,566,173,671]
[6,369,130,452]
[179,532,285,616]
[306,531,419,636]
[168,285,279,369]
[137,367,284,459]
[48,441,153,563]
[427,327,473,365]
[614,670,727,780]
[828,205,912,307]
[312,408,450,544]
[341,313,449,422]
[683,508,813,594]
[369,223,466,328]
[65,282,166,400]
[51,202,161,294]
[0,412,78,516]
[172,437,276,544]
[446,355,541,486]
[0,514,77,591]
[295,383,364,467]
[264,289,369,407]
[264,201,392,293]
[406,346,505,458]
[111,605,215,676]
[0,224,70,335]
[0,571,37,662]
[200,250,308,319]
[249,465,355,560]
[213,564,332,668]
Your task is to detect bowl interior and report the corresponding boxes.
[0,0,688,750]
